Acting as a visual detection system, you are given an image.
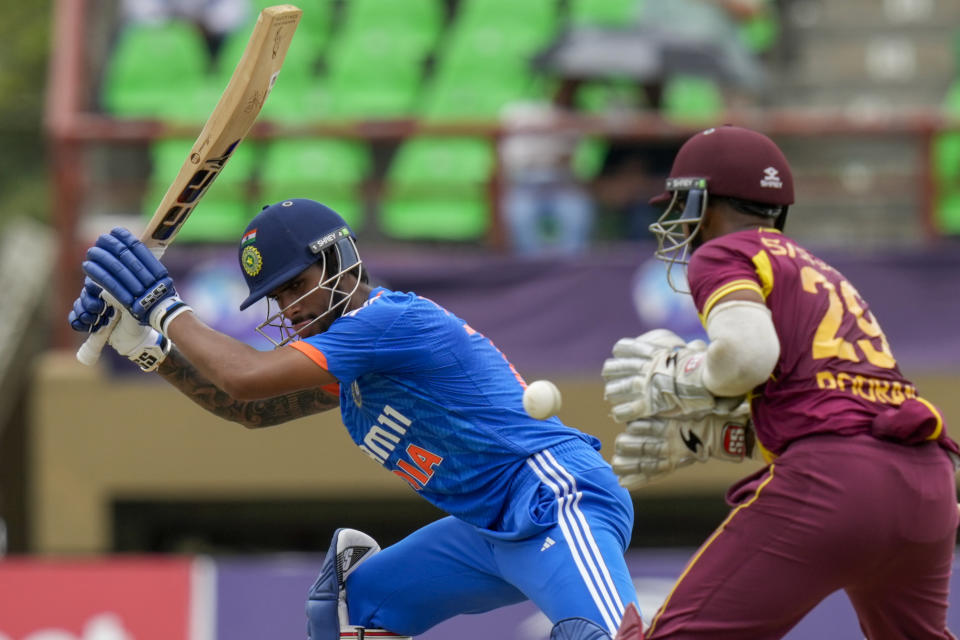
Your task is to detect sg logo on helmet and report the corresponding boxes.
[242,245,263,276]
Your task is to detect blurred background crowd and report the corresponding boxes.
[1,0,960,637]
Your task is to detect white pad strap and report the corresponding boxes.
[703,300,780,397]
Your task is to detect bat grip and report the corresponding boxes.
[76,299,121,366]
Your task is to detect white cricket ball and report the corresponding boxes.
[523,380,562,420]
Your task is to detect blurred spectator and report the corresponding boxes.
[592,140,679,241]
[634,0,769,108]
[499,84,595,256]
[121,0,251,54]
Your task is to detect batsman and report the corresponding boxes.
[605,125,959,640]
[69,198,640,640]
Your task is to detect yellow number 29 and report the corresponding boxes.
[800,266,896,369]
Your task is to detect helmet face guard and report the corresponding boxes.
[256,235,363,347]
[649,177,708,294]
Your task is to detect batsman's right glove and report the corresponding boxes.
[612,402,757,490]
[82,227,192,336]
[69,277,171,372]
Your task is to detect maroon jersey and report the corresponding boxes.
[687,228,954,458]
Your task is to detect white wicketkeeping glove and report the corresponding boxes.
[602,328,743,422]
[101,300,171,372]
[612,402,756,490]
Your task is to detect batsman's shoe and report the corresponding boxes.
[307,528,411,640]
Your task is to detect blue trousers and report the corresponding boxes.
[345,447,638,636]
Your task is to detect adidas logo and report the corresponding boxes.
[540,537,556,552]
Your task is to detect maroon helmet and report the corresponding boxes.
[649,125,795,292]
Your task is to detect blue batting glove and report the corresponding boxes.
[82,228,192,335]
[68,277,114,333]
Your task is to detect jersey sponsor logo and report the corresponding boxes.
[540,536,556,552]
[393,444,444,490]
[760,167,783,189]
[357,406,445,491]
[358,405,410,464]
[679,427,703,454]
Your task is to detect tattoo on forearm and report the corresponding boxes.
[157,348,338,428]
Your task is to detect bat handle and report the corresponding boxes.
[76,307,120,366]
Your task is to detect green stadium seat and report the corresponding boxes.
[259,139,372,229]
[456,0,558,36]
[337,0,443,60]
[101,20,213,121]
[380,137,495,241]
[442,15,557,65]
[419,71,536,121]
[660,74,724,124]
[933,133,960,183]
[321,42,424,120]
[144,138,257,243]
[738,5,780,55]
[572,138,609,180]
[935,188,960,235]
[422,23,551,121]
[575,78,646,113]
[933,79,960,234]
[569,0,642,26]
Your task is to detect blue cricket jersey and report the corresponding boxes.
[291,287,602,530]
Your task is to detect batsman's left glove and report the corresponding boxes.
[68,277,171,372]
[82,227,192,336]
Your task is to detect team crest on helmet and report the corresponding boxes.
[242,245,263,276]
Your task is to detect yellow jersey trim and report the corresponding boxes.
[750,249,775,300]
[915,396,945,441]
[700,280,765,323]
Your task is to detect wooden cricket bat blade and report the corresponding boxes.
[77,4,302,366]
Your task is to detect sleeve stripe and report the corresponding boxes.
[288,342,341,395]
[288,341,330,369]
[700,280,765,321]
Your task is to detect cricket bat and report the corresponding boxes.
[77,4,302,365]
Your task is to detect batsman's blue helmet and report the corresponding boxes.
[238,199,360,310]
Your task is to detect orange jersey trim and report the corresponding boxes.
[288,342,340,396]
